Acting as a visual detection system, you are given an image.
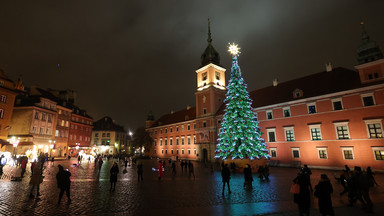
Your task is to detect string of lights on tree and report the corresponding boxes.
[215,43,271,160]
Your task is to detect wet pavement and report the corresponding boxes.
[0,158,383,215]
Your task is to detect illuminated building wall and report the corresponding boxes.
[54,105,72,157]
[68,110,93,155]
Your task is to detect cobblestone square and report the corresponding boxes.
[1,158,384,215]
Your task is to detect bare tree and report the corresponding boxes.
[132,127,153,154]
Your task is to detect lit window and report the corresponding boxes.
[317,148,328,159]
[341,147,354,160]
[0,95,7,103]
[55,130,59,137]
[365,120,383,138]
[181,136,185,145]
[309,125,322,140]
[181,125,184,131]
[334,123,350,139]
[372,147,384,160]
[266,110,273,120]
[284,127,295,141]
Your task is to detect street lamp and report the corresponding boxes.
[49,140,55,158]
[7,136,20,157]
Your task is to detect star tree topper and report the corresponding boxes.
[228,43,241,56]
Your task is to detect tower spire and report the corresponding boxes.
[356,19,383,64]
[207,18,212,44]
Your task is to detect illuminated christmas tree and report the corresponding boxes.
[215,44,270,160]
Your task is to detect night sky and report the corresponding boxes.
[1,1,384,130]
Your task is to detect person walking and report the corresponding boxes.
[78,155,81,165]
[56,165,71,204]
[51,157,55,166]
[20,157,28,178]
[293,169,311,216]
[366,166,378,186]
[158,161,163,180]
[110,162,119,191]
[137,163,143,181]
[124,158,128,169]
[98,157,103,172]
[302,164,313,191]
[243,164,253,189]
[221,163,231,194]
[180,161,184,173]
[189,162,195,179]
[314,174,334,216]
[29,162,43,198]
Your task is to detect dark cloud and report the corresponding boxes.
[1,0,384,130]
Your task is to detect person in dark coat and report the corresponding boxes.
[366,166,378,186]
[293,170,311,216]
[171,161,176,176]
[189,162,195,179]
[110,162,119,191]
[243,164,253,189]
[221,163,231,194]
[180,161,184,173]
[314,174,334,216]
[137,163,143,181]
[56,165,71,204]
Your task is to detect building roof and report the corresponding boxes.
[200,20,221,68]
[93,116,126,132]
[216,67,384,115]
[150,107,196,128]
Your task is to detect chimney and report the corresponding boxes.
[186,105,191,110]
[273,78,279,87]
[326,62,333,72]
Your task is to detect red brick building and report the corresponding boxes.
[147,22,384,170]
[68,108,93,156]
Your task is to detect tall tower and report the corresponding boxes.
[355,20,384,83]
[195,20,226,162]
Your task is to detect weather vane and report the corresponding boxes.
[228,43,240,56]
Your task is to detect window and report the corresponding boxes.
[194,149,197,155]
[171,149,174,155]
[154,139,157,146]
[0,109,3,119]
[165,128,167,133]
[161,149,164,154]
[160,129,162,134]
[341,147,354,160]
[193,135,196,144]
[374,150,384,160]
[203,121,207,127]
[317,148,328,159]
[170,127,173,133]
[95,133,99,137]
[334,123,350,139]
[160,139,163,146]
[48,114,52,123]
[55,130,59,137]
[216,71,220,80]
[165,150,168,154]
[187,136,191,144]
[181,125,184,131]
[0,95,6,103]
[182,149,185,154]
[362,94,375,106]
[365,120,383,138]
[42,113,46,121]
[32,126,37,133]
[203,108,207,115]
[266,110,273,120]
[292,148,300,158]
[34,112,39,120]
[107,133,110,137]
[187,124,190,130]
[46,128,50,135]
[308,103,317,114]
[283,107,291,117]
[270,148,277,158]
[176,149,179,155]
[102,133,105,137]
[170,138,173,145]
[267,128,276,142]
[284,127,295,142]
[164,138,167,145]
[332,99,343,111]
[188,149,191,155]
[61,120,65,126]
[194,124,196,129]
[181,136,185,145]
[309,125,322,140]
[176,126,179,132]
[40,127,44,134]
[202,72,207,81]
[176,137,179,145]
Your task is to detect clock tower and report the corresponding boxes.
[195,20,226,162]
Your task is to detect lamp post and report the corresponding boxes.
[7,136,20,157]
[49,140,56,158]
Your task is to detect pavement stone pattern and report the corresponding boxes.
[0,158,383,215]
